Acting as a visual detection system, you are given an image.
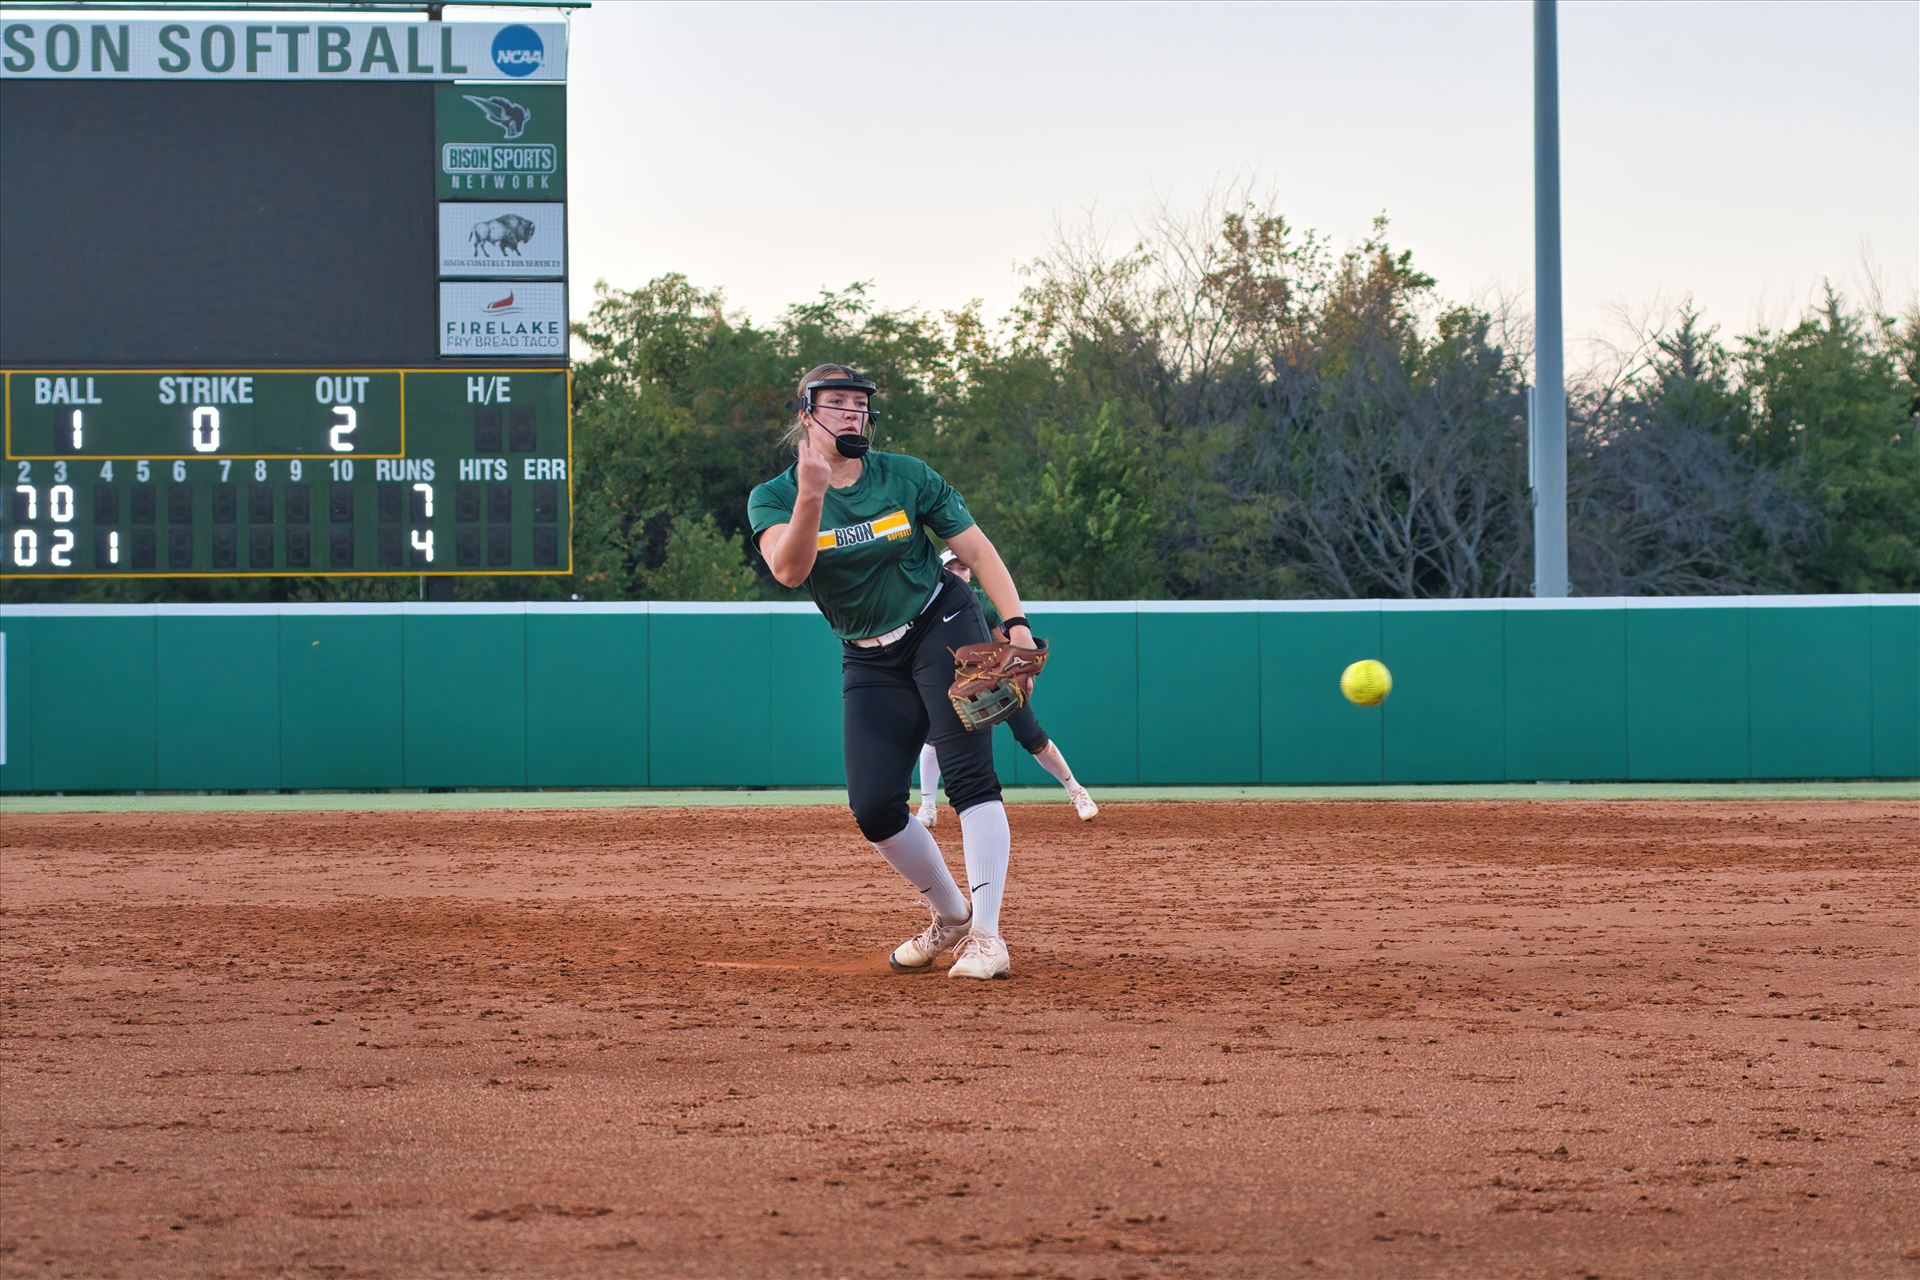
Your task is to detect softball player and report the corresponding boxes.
[917,550,1098,827]
[749,363,1038,980]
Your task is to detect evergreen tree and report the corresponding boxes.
[1740,287,1919,591]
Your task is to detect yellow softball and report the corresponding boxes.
[1340,659,1392,707]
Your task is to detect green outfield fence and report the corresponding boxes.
[0,596,1914,793]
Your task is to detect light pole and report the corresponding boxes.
[1532,0,1569,597]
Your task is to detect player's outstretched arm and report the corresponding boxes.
[945,526,1033,649]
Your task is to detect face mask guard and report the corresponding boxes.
[803,375,880,458]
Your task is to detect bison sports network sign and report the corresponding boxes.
[438,203,565,278]
[0,19,566,81]
[435,83,565,197]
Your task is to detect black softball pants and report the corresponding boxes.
[1002,699,1049,755]
[843,573,1002,842]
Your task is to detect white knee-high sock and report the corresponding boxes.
[1032,742,1076,788]
[918,743,942,802]
[874,822,968,922]
[958,800,1011,937]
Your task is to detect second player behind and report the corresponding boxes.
[917,549,1097,827]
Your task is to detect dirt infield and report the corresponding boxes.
[2,800,1915,1279]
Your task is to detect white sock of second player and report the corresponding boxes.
[918,743,942,805]
[1033,742,1076,789]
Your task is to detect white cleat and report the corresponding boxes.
[948,932,1011,980]
[916,799,938,829]
[888,908,970,972]
[1066,783,1099,822]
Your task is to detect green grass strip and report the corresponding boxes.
[2,780,1912,814]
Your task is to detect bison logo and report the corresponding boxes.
[463,94,533,140]
[470,214,538,258]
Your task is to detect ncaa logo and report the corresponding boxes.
[490,25,545,77]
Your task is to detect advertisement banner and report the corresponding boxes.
[0,20,567,81]
[439,283,566,357]
[439,202,564,278]
[436,83,565,198]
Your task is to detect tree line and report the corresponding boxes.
[18,202,1918,603]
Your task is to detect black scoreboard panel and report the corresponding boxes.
[1,369,569,577]
[0,80,438,365]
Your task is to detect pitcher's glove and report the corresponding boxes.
[948,631,1050,732]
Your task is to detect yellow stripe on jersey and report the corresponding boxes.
[817,509,912,551]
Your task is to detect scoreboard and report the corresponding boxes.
[0,15,572,578]
[4,368,568,575]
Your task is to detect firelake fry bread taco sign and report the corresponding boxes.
[440,283,566,356]
[0,19,567,80]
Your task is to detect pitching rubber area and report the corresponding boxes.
[3,788,1916,1277]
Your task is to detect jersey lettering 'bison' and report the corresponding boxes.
[470,214,537,257]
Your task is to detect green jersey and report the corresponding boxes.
[749,451,976,642]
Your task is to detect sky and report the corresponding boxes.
[557,0,1917,359]
[6,0,1910,359]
